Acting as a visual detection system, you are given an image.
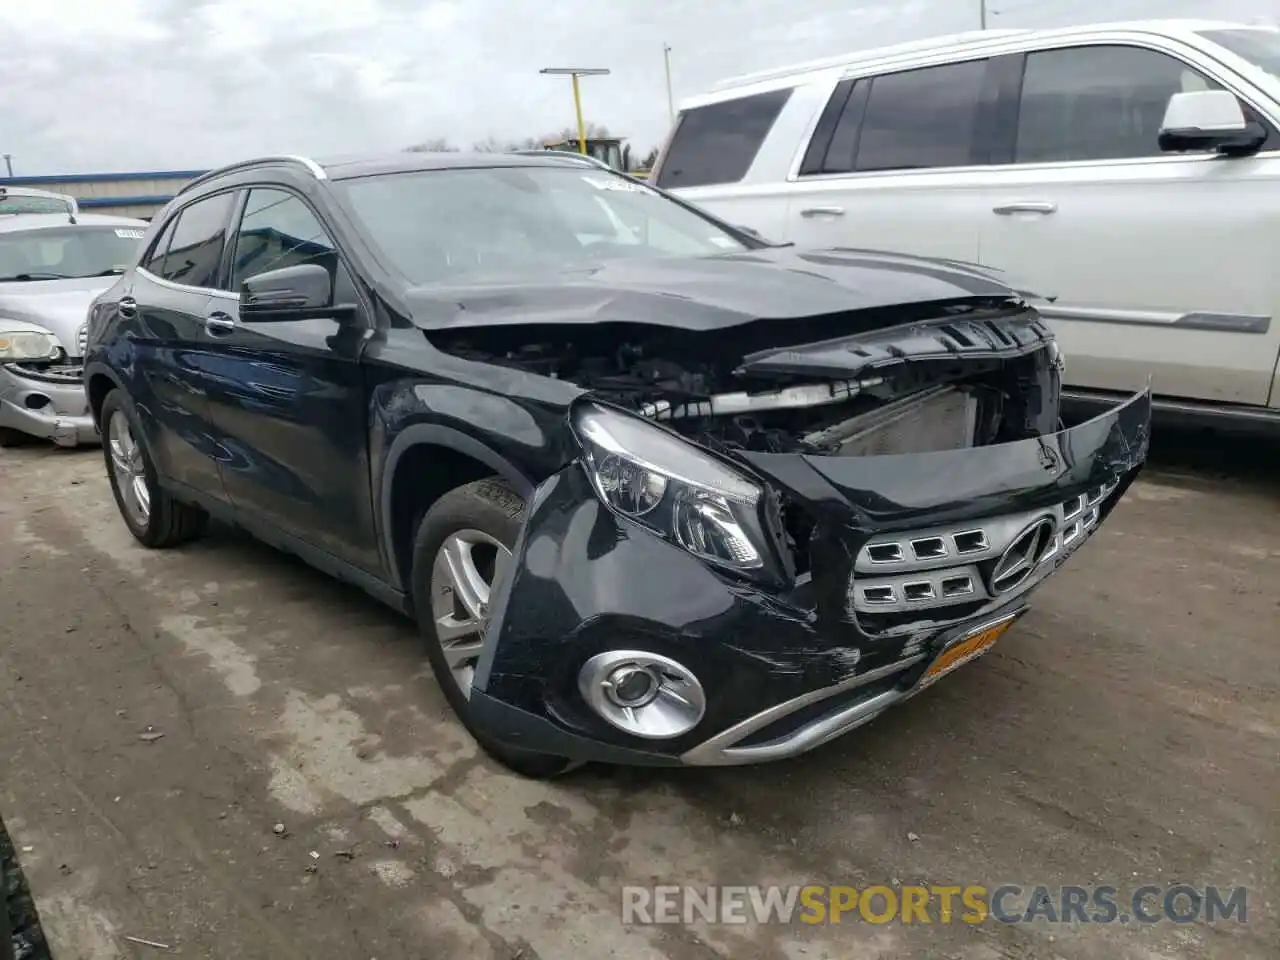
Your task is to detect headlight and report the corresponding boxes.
[573,402,776,576]
[0,328,59,362]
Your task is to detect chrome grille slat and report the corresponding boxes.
[941,575,975,597]
[902,581,935,602]
[867,543,904,564]
[952,530,988,555]
[910,536,948,561]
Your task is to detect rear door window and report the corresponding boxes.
[158,192,236,288]
[851,59,989,172]
[653,88,793,189]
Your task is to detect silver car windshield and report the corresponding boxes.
[0,196,73,215]
[0,226,143,282]
[338,166,747,285]
[1199,28,1280,81]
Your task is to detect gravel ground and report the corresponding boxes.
[0,429,1275,960]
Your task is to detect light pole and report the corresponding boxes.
[663,44,674,122]
[2,155,11,178]
[540,67,611,155]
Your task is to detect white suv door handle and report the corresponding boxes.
[799,206,845,217]
[993,201,1058,215]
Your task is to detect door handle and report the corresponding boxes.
[205,312,237,336]
[993,201,1058,215]
[118,296,138,319]
[799,206,845,217]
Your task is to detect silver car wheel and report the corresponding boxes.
[429,529,511,699]
[108,410,150,528]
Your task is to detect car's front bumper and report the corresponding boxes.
[0,362,98,447]
[472,389,1152,767]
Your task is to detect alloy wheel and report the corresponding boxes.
[108,410,150,528]
[429,529,512,699]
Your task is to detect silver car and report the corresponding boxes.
[0,212,147,447]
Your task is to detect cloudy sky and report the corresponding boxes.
[2,0,1278,175]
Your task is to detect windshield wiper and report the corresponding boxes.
[78,268,126,278]
[0,272,75,281]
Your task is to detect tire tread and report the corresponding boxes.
[411,477,575,779]
[100,389,209,549]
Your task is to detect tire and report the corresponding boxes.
[0,428,32,449]
[411,477,575,779]
[100,389,209,548]
[2,818,50,960]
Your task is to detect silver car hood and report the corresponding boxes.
[0,276,117,359]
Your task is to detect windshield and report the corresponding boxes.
[0,225,143,282]
[338,165,747,285]
[0,195,73,216]
[1200,28,1280,80]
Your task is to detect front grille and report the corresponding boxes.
[8,361,85,385]
[813,385,977,458]
[76,322,88,356]
[849,480,1118,630]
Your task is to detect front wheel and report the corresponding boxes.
[411,478,575,779]
[0,427,32,449]
[2,817,50,960]
[100,390,209,548]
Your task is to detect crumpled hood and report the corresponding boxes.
[0,276,114,358]
[401,246,1034,332]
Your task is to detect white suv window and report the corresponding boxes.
[1014,45,1225,163]
[653,88,793,189]
[853,60,989,172]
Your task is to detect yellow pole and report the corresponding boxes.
[571,72,587,155]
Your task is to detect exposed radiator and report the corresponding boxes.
[805,385,977,457]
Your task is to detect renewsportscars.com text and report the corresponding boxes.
[621,884,1249,926]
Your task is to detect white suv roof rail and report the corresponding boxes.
[177,155,327,196]
[706,18,1262,95]
[710,28,1029,91]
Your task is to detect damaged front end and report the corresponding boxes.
[0,321,97,447]
[441,296,1149,767]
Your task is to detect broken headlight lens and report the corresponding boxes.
[0,327,59,363]
[573,402,769,573]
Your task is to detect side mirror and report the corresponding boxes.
[240,264,356,321]
[1158,90,1265,156]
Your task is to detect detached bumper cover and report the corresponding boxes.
[0,362,97,447]
[472,390,1151,766]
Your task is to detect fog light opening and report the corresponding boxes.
[578,650,706,740]
[604,664,660,708]
[24,393,51,410]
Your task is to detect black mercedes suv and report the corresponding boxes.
[84,153,1150,777]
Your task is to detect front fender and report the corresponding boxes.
[368,379,581,591]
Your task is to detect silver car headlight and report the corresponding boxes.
[0,326,59,363]
[572,401,775,575]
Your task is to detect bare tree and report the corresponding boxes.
[404,137,459,152]
[470,135,511,152]
[408,122,616,155]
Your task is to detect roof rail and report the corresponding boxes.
[177,155,327,196]
[711,28,1028,91]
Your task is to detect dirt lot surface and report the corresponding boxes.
[1,431,1276,960]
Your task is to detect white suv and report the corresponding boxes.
[651,20,1280,434]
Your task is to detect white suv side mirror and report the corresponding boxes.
[1158,90,1264,155]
